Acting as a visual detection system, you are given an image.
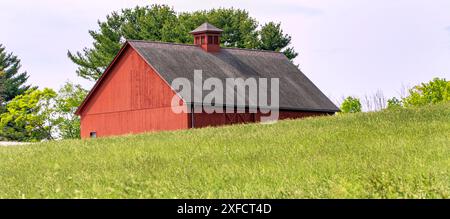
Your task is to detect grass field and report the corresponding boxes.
[0,103,449,198]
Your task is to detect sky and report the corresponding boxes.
[1,0,450,105]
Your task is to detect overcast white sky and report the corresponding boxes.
[1,0,450,103]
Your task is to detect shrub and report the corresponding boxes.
[403,77,450,107]
[340,96,362,113]
[387,97,403,109]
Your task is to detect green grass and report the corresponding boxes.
[0,103,449,198]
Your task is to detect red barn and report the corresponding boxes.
[75,23,339,138]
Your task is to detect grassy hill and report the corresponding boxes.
[0,103,449,198]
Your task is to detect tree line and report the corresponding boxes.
[68,5,299,81]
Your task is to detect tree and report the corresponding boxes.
[258,22,298,60]
[340,96,362,113]
[402,77,450,107]
[0,44,33,103]
[53,82,88,139]
[68,5,298,81]
[177,8,261,48]
[0,88,57,141]
[0,70,4,105]
[0,83,88,141]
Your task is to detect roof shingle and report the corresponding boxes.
[190,22,224,34]
[129,40,339,112]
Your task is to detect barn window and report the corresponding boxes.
[214,36,219,45]
[90,132,97,138]
[208,36,213,44]
[201,36,205,44]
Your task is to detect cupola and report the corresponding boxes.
[190,22,223,53]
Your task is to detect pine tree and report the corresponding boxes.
[258,22,298,60]
[0,44,32,103]
[0,70,4,105]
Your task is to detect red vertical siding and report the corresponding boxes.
[80,46,188,138]
[192,107,331,129]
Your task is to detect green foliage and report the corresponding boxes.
[0,88,57,141]
[68,5,298,81]
[387,97,402,109]
[258,22,298,60]
[0,82,87,141]
[0,70,4,105]
[54,82,88,139]
[178,8,261,48]
[403,77,450,107]
[340,96,362,113]
[0,44,33,103]
[0,103,449,198]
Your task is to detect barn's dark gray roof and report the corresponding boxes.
[190,22,223,34]
[129,40,339,112]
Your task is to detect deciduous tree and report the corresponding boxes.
[0,88,57,141]
[54,82,88,139]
